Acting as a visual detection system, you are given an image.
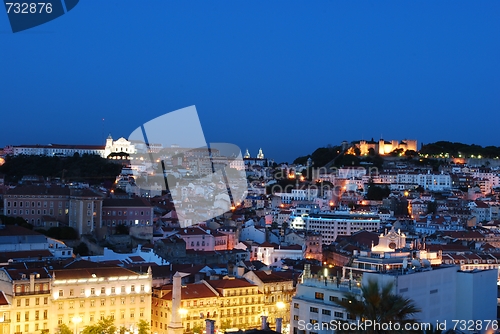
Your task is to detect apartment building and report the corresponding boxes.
[152,277,264,333]
[0,267,52,334]
[50,266,152,333]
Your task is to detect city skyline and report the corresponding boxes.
[2,1,500,163]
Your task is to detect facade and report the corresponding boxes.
[291,266,361,334]
[101,198,154,233]
[292,210,380,244]
[3,186,104,233]
[0,268,52,334]
[50,266,152,333]
[152,277,264,333]
[243,270,295,327]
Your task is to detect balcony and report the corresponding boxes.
[15,290,51,296]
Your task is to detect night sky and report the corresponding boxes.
[1,1,499,163]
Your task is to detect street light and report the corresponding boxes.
[72,316,82,334]
[275,302,286,334]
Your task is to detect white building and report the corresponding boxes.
[301,210,381,244]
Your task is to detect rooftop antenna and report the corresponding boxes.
[102,118,105,143]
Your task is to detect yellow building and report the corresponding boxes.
[152,277,265,334]
[243,271,294,327]
[50,266,152,333]
[0,268,51,334]
[0,291,11,334]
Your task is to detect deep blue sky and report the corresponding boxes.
[1,1,499,163]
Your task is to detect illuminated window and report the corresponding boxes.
[100,299,105,306]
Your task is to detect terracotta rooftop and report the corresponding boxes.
[253,270,293,283]
[0,291,9,306]
[159,282,218,300]
[207,277,257,290]
[53,267,141,280]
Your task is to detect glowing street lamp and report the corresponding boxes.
[72,316,82,334]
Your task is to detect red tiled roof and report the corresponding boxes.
[160,283,218,300]
[53,267,140,279]
[0,291,9,306]
[253,271,293,283]
[207,278,256,290]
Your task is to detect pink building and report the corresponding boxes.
[176,226,233,252]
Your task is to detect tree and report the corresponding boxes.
[192,323,204,334]
[55,324,73,334]
[74,242,90,256]
[81,316,116,334]
[427,201,438,214]
[220,319,232,331]
[137,319,151,334]
[337,279,421,334]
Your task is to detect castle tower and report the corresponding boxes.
[244,149,250,159]
[257,148,264,159]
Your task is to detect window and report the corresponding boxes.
[58,289,63,297]
[140,296,145,303]
[293,315,299,321]
[101,287,105,294]
[16,300,21,307]
[293,303,299,309]
[140,284,145,292]
[69,301,74,309]
[69,289,74,296]
[101,299,105,306]
[111,287,116,294]
[43,310,48,320]
[131,297,135,304]
[334,312,343,318]
[90,314,94,322]
[81,288,85,295]
[80,300,84,308]
[121,298,125,305]
[58,302,63,310]
[121,285,125,293]
[25,312,29,321]
[130,311,135,318]
[35,310,39,320]
[131,285,135,292]
[90,300,95,307]
[91,288,95,295]
[16,312,21,322]
[322,309,331,315]
[25,299,29,306]
[140,309,144,317]
[35,298,40,305]
[314,292,324,300]
[111,298,115,306]
[310,307,318,313]
[329,296,339,302]
[44,297,48,305]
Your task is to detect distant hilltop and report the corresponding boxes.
[294,140,500,167]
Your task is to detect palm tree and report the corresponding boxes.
[336,279,421,333]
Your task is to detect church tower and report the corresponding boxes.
[104,134,113,158]
[257,148,264,159]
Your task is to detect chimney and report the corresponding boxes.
[261,316,268,330]
[205,319,215,334]
[29,274,35,292]
[276,318,283,333]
